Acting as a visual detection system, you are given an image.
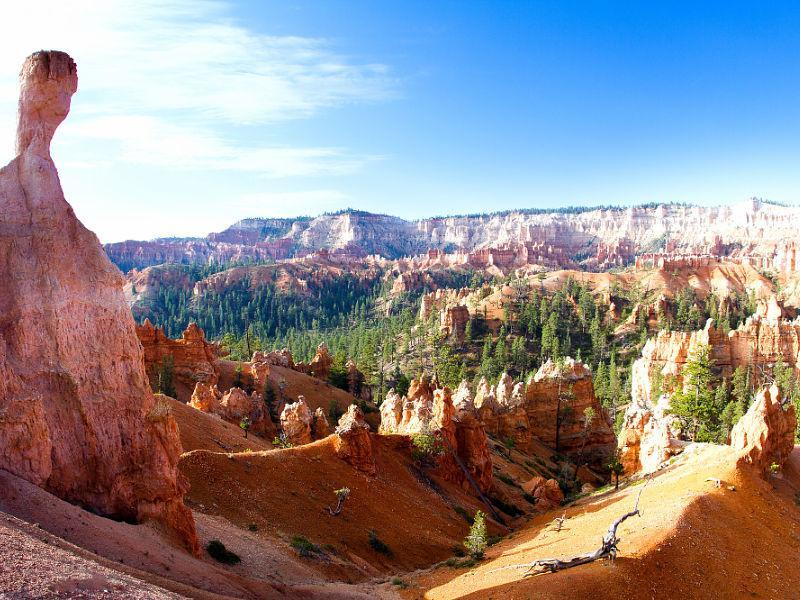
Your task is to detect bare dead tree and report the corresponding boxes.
[327,487,351,516]
[499,476,652,576]
[553,513,567,532]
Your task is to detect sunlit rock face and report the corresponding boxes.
[730,385,796,476]
[0,52,198,554]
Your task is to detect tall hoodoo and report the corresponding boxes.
[0,52,198,554]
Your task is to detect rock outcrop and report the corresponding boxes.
[296,343,333,381]
[312,407,331,439]
[107,198,800,273]
[189,383,275,438]
[622,299,800,473]
[0,51,197,554]
[280,397,313,446]
[333,405,376,475]
[379,377,493,493]
[522,476,565,510]
[617,394,682,474]
[475,360,616,469]
[730,385,797,476]
[630,299,800,409]
[136,321,220,402]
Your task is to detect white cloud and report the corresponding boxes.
[63,115,376,176]
[0,0,395,171]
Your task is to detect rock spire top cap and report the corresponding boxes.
[16,50,78,156]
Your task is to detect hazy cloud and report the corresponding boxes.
[0,0,395,171]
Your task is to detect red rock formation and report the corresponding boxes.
[333,405,376,475]
[730,385,797,476]
[136,321,220,402]
[487,359,616,468]
[280,397,313,445]
[630,298,800,409]
[621,299,800,474]
[617,395,682,474]
[379,377,493,493]
[188,383,275,439]
[251,348,294,370]
[0,51,197,554]
[522,477,564,509]
[312,407,331,439]
[306,343,333,380]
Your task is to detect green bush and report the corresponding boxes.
[411,431,445,463]
[206,540,240,564]
[290,536,321,557]
[463,510,488,559]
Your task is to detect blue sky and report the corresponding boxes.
[1,1,799,242]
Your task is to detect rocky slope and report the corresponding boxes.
[0,51,197,553]
[106,199,800,272]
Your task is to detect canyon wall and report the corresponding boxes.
[0,52,197,553]
[106,199,800,272]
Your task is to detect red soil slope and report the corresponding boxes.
[179,434,495,583]
[410,444,800,600]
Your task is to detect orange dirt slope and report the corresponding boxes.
[410,444,800,600]
[179,434,496,583]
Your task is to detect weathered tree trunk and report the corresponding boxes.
[501,477,651,576]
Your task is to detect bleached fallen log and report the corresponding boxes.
[500,477,651,577]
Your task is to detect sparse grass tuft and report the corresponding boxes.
[497,473,520,488]
[290,536,321,557]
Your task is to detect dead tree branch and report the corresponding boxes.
[499,476,652,577]
[326,487,351,516]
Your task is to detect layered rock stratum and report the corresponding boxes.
[0,51,198,553]
[107,199,800,272]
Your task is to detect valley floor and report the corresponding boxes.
[3,442,800,599]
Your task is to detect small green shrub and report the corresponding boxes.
[206,540,240,564]
[503,437,516,450]
[368,530,392,556]
[463,510,488,559]
[247,523,258,532]
[290,536,321,557]
[497,473,519,488]
[391,577,408,588]
[411,431,445,463]
[272,433,294,449]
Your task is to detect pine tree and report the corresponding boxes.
[594,361,609,406]
[463,510,488,559]
[670,344,718,442]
